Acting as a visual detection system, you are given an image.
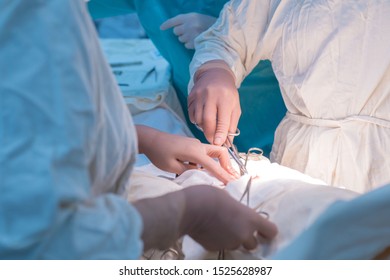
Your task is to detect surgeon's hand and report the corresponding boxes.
[188,60,241,146]
[134,185,278,251]
[160,13,216,49]
[136,125,238,184]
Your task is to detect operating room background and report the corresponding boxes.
[94,14,146,39]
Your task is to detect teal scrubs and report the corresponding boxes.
[88,0,286,156]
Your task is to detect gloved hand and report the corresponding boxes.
[188,60,241,146]
[160,13,216,49]
[136,125,239,184]
[134,185,278,251]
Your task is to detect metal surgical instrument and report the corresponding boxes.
[141,66,157,83]
[223,129,248,176]
[194,123,248,176]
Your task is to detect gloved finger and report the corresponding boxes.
[242,235,258,251]
[205,144,239,179]
[184,41,194,50]
[214,105,231,146]
[194,101,204,132]
[187,93,198,123]
[255,218,278,240]
[192,151,235,184]
[202,102,217,144]
[187,90,197,108]
[173,25,185,36]
[188,102,196,124]
[177,34,188,43]
[160,14,185,30]
[188,106,196,123]
[182,161,201,171]
[228,106,241,142]
[168,160,188,175]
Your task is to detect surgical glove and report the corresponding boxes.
[188,60,240,146]
[160,13,216,49]
[136,125,239,184]
[134,185,278,251]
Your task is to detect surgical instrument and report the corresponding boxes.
[110,61,142,68]
[194,123,248,176]
[141,66,157,83]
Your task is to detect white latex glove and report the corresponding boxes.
[160,13,216,49]
[136,125,239,184]
[134,185,278,251]
[188,60,241,146]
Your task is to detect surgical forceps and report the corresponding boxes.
[194,124,269,259]
[194,123,248,176]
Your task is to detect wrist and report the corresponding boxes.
[179,185,216,237]
[194,60,236,84]
[133,190,186,251]
[136,125,160,155]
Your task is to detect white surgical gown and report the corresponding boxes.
[190,0,390,193]
[0,0,142,259]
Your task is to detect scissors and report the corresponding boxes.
[194,123,249,176]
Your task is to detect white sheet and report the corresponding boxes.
[128,153,358,259]
[173,160,358,260]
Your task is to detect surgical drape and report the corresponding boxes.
[0,0,142,259]
[190,0,390,193]
[273,183,390,259]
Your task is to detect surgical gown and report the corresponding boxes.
[87,0,286,156]
[0,0,143,259]
[190,0,390,193]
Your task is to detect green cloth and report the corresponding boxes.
[88,0,286,156]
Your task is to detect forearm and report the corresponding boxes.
[189,0,270,92]
[135,125,160,155]
[132,185,216,252]
[133,189,187,251]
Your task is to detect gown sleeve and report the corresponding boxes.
[189,0,275,90]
